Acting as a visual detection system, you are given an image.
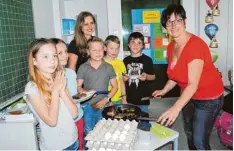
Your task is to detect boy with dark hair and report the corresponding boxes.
[123,32,155,113]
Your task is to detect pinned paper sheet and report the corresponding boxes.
[133,24,151,36]
[143,10,160,23]
[154,37,168,49]
[162,38,169,46]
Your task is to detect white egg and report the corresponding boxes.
[112,133,118,141]
[119,134,126,141]
[124,124,130,130]
[99,147,105,151]
[114,130,120,135]
[92,148,97,151]
[121,130,128,135]
[105,132,112,140]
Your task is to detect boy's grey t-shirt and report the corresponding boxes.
[77,60,116,104]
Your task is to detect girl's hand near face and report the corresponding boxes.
[51,70,66,94]
[58,70,67,97]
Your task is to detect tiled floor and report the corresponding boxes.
[148,97,230,150]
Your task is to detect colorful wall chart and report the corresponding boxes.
[131,9,169,64]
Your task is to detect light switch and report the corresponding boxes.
[113,28,118,36]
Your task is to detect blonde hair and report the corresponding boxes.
[28,38,60,105]
[74,11,96,55]
[86,36,104,50]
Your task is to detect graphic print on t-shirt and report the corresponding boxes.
[127,62,143,87]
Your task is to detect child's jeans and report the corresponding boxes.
[82,103,104,135]
[75,118,84,150]
[63,140,78,150]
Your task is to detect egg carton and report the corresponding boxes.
[86,141,136,151]
[85,118,138,149]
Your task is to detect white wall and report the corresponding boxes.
[106,0,124,59]
[32,0,55,38]
[32,0,65,39]
[63,0,108,43]
[226,0,233,77]
[181,0,198,34]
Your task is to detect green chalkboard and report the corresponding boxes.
[121,0,180,50]
[0,0,35,108]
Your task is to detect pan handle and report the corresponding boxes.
[137,117,157,121]
[95,91,109,95]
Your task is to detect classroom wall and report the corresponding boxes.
[63,0,109,43]
[32,0,55,38]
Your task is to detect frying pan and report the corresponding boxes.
[102,104,156,121]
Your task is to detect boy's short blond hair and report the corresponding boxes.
[104,35,120,46]
[86,36,104,49]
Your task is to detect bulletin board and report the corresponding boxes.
[132,9,169,64]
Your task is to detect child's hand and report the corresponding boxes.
[139,72,147,81]
[78,88,88,95]
[122,98,127,104]
[122,73,129,82]
[51,70,66,93]
[95,98,108,109]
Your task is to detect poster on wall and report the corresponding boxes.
[62,19,76,36]
[131,8,169,64]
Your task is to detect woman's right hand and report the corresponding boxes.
[152,90,165,98]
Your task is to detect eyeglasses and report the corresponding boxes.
[166,19,183,27]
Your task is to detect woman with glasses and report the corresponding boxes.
[152,4,224,150]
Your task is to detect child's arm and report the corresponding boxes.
[146,73,156,81]
[27,71,66,127]
[77,79,84,94]
[108,78,118,100]
[139,73,155,81]
[27,91,60,127]
[77,79,89,94]
[60,89,78,119]
[120,76,127,104]
[95,78,118,109]
[139,57,155,81]
[122,73,129,82]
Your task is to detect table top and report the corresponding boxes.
[134,122,179,150]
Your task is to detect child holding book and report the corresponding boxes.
[77,37,118,135]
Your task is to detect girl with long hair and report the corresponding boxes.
[24,38,78,150]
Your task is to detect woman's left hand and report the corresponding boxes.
[157,105,181,127]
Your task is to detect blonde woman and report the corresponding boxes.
[68,11,96,72]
